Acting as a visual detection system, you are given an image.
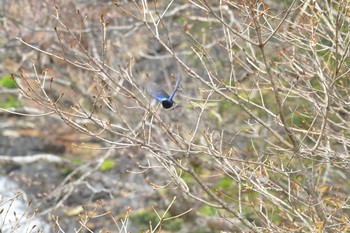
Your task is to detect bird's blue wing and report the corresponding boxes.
[169,75,182,100]
[147,83,170,103]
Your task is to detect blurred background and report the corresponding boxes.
[1,0,350,232]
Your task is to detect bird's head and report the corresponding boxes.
[161,99,174,109]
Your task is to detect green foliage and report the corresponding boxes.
[0,95,20,108]
[163,218,183,231]
[198,205,216,216]
[218,100,234,115]
[288,111,314,129]
[0,75,19,108]
[216,177,233,189]
[72,157,82,164]
[59,167,74,176]
[130,210,158,230]
[176,15,187,26]
[181,172,195,187]
[0,75,17,88]
[249,88,278,115]
[130,209,183,232]
[59,158,82,176]
[309,77,322,91]
[99,159,116,171]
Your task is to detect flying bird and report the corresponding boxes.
[147,76,182,109]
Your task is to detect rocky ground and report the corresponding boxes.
[0,114,163,232]
[0,112,214,232]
